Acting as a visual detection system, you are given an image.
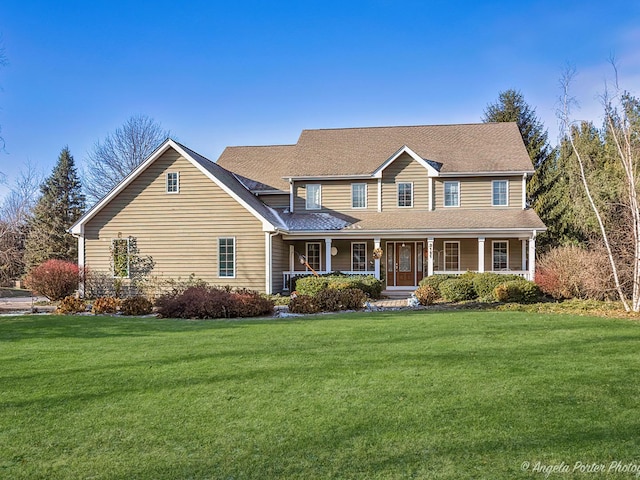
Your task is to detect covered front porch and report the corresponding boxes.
[278,235,537,293]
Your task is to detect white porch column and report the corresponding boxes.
[521,240,527,271]
[325,238,332,273]
[427,237,434,276]
[374,238,381,280]
[477,237,485,273]
[528,232,537,281]
[77,234,85,297]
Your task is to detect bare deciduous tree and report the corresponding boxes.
[559,66,640,312]
[84,114,169,204]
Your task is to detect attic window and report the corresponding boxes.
[166,172,179,193]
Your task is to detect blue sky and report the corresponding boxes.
[1,0,639,198]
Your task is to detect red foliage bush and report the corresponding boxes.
[156,286,273,319]
[25,259,81,300]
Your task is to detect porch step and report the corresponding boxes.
[381,289,414,299]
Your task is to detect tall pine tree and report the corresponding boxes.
[24,147,85,269]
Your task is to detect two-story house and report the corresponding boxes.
[70,123,546,295]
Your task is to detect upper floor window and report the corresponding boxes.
[306,184,321,210]
[166,172,179,193]
[397,182,413,207]
[352,183,367,209]
[492,180,508,206]
[492,241,508,270]
[218,237,235,278]
[444,181,459,207]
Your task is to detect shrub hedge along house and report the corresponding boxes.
[70,123,546,295]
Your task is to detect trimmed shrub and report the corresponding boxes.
[57,295,87,314]
[295,274,382,299]
[438,278,476,302]
[494,280,541,304]
[289,294,319,314]
[418,274,459,299]
[156,286,273,319]
[472,272,524,301]
[414,284,438,306]
[314,288,366,311]
[120,296,154,316]
[92,296,121,314]
[25,259,80,301]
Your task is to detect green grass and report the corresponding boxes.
[1,311,639,479]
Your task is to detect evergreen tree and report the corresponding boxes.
[24,147,85,269]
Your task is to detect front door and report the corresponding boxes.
[396,243,414,286]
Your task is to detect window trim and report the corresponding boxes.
[443,181,460,207]
[397,182,414,208]
[218,237,236,279]
[111,238,130,278]
[492,240,509,271]
[166,172,180,194]
[305,184,322,210]
[305,242,322,271]
[443,241,460,271]
[492,180,509,206]
[351,183,367,209]
[351,242,367,272]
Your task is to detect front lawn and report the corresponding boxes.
[1,311,639,479]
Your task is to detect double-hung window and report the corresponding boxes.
[397,182,413,207]
[444,181,459,207]
[166,172,179,193]
[492,241,508,271]
[306,184,321,210]
[218,237,235,278]
[306,243,321,271]
[492,180,508,206]
[351,243,367,271]
[444,241,460,271]
[351,183,367,209]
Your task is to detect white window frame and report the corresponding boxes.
[305,184,322,210]
[166,172,180,194]
[351,183,367,209]
[492,240,509,271]
[111,238,130,278]
[351,242,367,271]
[444,181,460,207]
[492,180,508,206]
[397,182,413,208]
[305,242,321,271]
[443,241,460,271]
[218,237,236,278]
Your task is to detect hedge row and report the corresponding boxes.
[293,274,382,299]
[289,287,367,314]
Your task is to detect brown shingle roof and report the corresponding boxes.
[216,123,533,190]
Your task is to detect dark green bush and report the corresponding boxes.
[295,274,382,299]
[315,288,366,311]
[418,274,459,299]
[472,273,524,300]
[414,284,438,305]
[121,295,154,316]
[438,278,476,302]
[494,280,541,303]
[289,294,320,314]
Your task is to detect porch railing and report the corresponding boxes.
[283,271,374,291]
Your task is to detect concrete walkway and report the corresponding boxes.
[0,296,54,314]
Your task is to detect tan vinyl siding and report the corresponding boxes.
[271,234,289,292]
[259,194,290,209]
[84,149,266,291]
[434,176,523,209]
[381,152,429,210]
[293,180,377,212]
